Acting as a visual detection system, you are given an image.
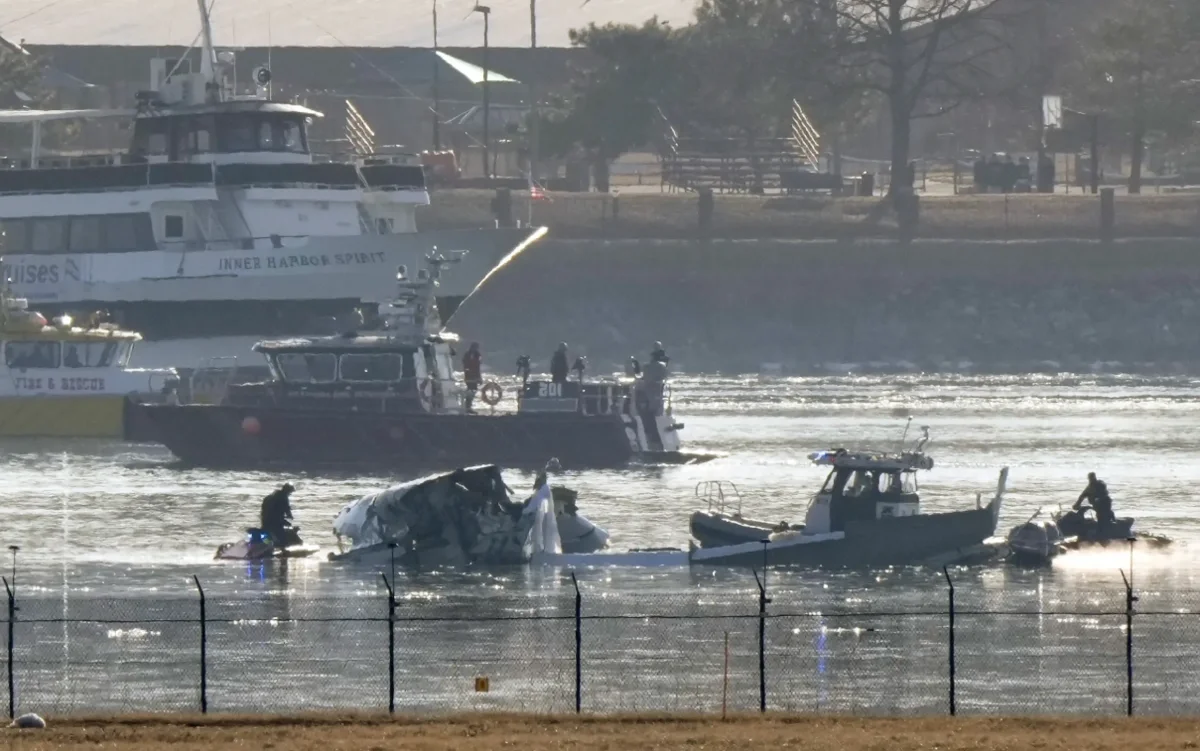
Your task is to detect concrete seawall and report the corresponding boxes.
[448,238,1200,374]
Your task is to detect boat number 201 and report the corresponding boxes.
[538,382,563,398]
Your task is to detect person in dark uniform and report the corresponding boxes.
[462,342,482,413]
[550,343,569,384]
[1075,472,1115,527]
[650,341,669,365]
[260,483,301,547]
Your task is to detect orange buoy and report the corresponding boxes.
[241,416,261,435]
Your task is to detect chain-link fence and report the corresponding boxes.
[2,570,1200,717]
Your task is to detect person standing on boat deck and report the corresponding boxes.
[650,342,669,366]
[550,343,569,384]
[642,355,668,413]
[260,483,300,547]
[462,342,483,413]
[1075,472,1115,527]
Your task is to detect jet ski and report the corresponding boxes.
[215,527,321,561]
[1052,507,1170,549]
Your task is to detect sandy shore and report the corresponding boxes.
[8,714,1200,750]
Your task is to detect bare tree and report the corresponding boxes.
[1066,0,1200,193]
[833,0,1020,198]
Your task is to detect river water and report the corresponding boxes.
[4,373,1200,715]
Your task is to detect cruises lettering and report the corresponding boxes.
[1,263,59,285]
[218,251,388,273]
[12,377,105,391]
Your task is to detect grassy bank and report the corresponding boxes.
[10,714,1200,750]
[419,189,1200,240]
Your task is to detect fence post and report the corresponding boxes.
[571,572,581,714]
[380,573,396,714]
[942,566,956,716]
[1121,542,1137,717]
[193,575,207,714]
[3,577,13,720]
[753,559,771,713]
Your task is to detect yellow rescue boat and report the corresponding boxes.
[0,268,177,438]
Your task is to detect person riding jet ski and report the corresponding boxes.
[260,483,303,548]
[1074,472,1116,527]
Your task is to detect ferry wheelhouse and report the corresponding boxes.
[0,267,176,437]
[0,0,539,341]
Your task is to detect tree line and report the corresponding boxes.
[538,0,1200,195]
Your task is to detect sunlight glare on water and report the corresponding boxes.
[1,372,1198,596]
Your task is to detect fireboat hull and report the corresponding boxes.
[132,404,638,469]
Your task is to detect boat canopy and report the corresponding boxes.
[809,449,934,472]
[254,335,423,355]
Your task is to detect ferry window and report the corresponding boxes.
[276,352,336,383]
[147,132,168,156]
[219,115,258,153]
[69,216,103,251]
[276,119,304,152]
[132,118,171,158]
[103,214,138,251]
[164,215,184,239]
[31,218,66,253]
[5,340,60,369]
[64,341,118,368]
[281,119,305,153]
[0,220,29,253]
[258,122,276,150]
[340,353,403,382]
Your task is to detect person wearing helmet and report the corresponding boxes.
[260,483,302,547]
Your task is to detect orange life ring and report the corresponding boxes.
[480,381,503,406]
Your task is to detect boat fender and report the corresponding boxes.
[480,381,503,406]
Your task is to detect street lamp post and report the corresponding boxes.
[432,0,441,150]
[473,4,492,180]
[529,0,538,188]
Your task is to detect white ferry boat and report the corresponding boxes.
[0,265,175,437]
[0,0,539,346]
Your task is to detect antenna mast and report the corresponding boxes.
[898,416,913,451]
[197,0,220,103]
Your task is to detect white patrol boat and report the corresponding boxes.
[0,260,176,437]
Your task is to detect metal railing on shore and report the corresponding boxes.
[3,565,1199,717]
